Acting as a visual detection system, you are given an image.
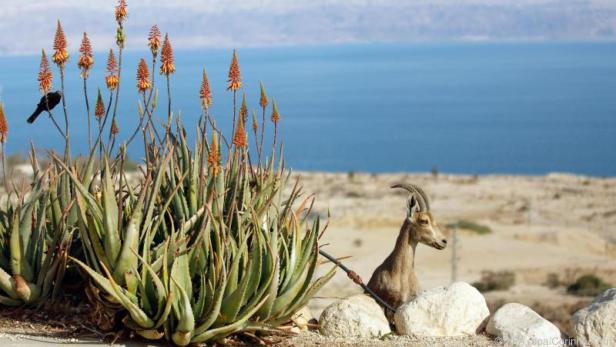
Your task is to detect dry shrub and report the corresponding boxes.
[567,274,613,297]
[473,270,516,292]
[544,272,561,289]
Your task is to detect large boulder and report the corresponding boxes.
[394,281,489,336]
[319,294,391,338]
[572,288,616,347]
[486,303,562,347]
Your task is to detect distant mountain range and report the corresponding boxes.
[1,0,616,55]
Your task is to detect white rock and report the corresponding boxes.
[486,303,562,347]
[291,306,314,331]
[319,294,391,338]
[572,288,616,347]
[394,281,489,336]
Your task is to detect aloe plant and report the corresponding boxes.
[62,120,334,344]
[0,162,72,306]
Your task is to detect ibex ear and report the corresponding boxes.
[406,196,419,220]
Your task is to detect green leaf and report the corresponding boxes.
[101,157,120,265]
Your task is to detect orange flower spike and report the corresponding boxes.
[95,89,105,119]
[251,111,258,134]
[137,58,151,92]
[208,132,221,175]
[233,116,248,148]
[106,75,119,91]
[259,81,268,108]
[52,20,69,67]
[78,32,94,77]
[227,49,242,91]
[111,119,119,135]
[148,25,161,56]
[105,49,119,90]
[38,49,53,93]
[106,49,117,73]
[271,99,281,124]
[115,0,128,24]
[160,34,175,75]
[199,69,212,109]
[0,102,8,143]
[239,93,248,123]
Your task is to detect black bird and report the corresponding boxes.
[27,91,62,124]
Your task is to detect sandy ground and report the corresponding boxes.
[2,172,615,346]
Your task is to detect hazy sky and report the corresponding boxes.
[1,0,615,55]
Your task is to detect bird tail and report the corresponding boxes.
[27,108,42,124]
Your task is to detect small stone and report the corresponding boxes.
[291,306,313,331]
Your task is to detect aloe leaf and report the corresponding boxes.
[277,244,319,318]
[9,212,26,278]
[0,294,21,306]
[39,254,61,301]
[143,151,174,229]
[223,232,249,298]
[170,245,192,303]
[71,257,138,304]
[191,295,269,343]
[193,262,226,335]
[287,223,319,288]
[278,265,337,323]
[255,227,278,320]
[219,235,259,323]
[170,277,195,346]
[50,156,103,220]
[154,292,175,329]
[30,191,49,278]
[106,279,155,329]
[193,274,207,319]
[112,193,145,284]
[101,157,120,264]
[0,267,18,299]
[270,261,309,316]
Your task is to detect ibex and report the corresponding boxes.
[367,183,447,312]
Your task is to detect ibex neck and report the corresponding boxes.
[391,219,418,272]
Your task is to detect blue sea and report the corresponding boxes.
[1,43,615,175]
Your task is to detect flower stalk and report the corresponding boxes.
[227,49,242,134]
[0,102,8,191]
[271,98,281,152]
[52,20,71,159]
[160,33,175,141]
[109,0,127,151]
[95,89,105,158]
[78,32,94,151]
[144,26,162,150]
[258,81,268,163]
[38,50,65,139]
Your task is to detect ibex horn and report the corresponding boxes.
[391,183,430,211]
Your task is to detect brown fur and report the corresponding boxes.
[367,198,447,312]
